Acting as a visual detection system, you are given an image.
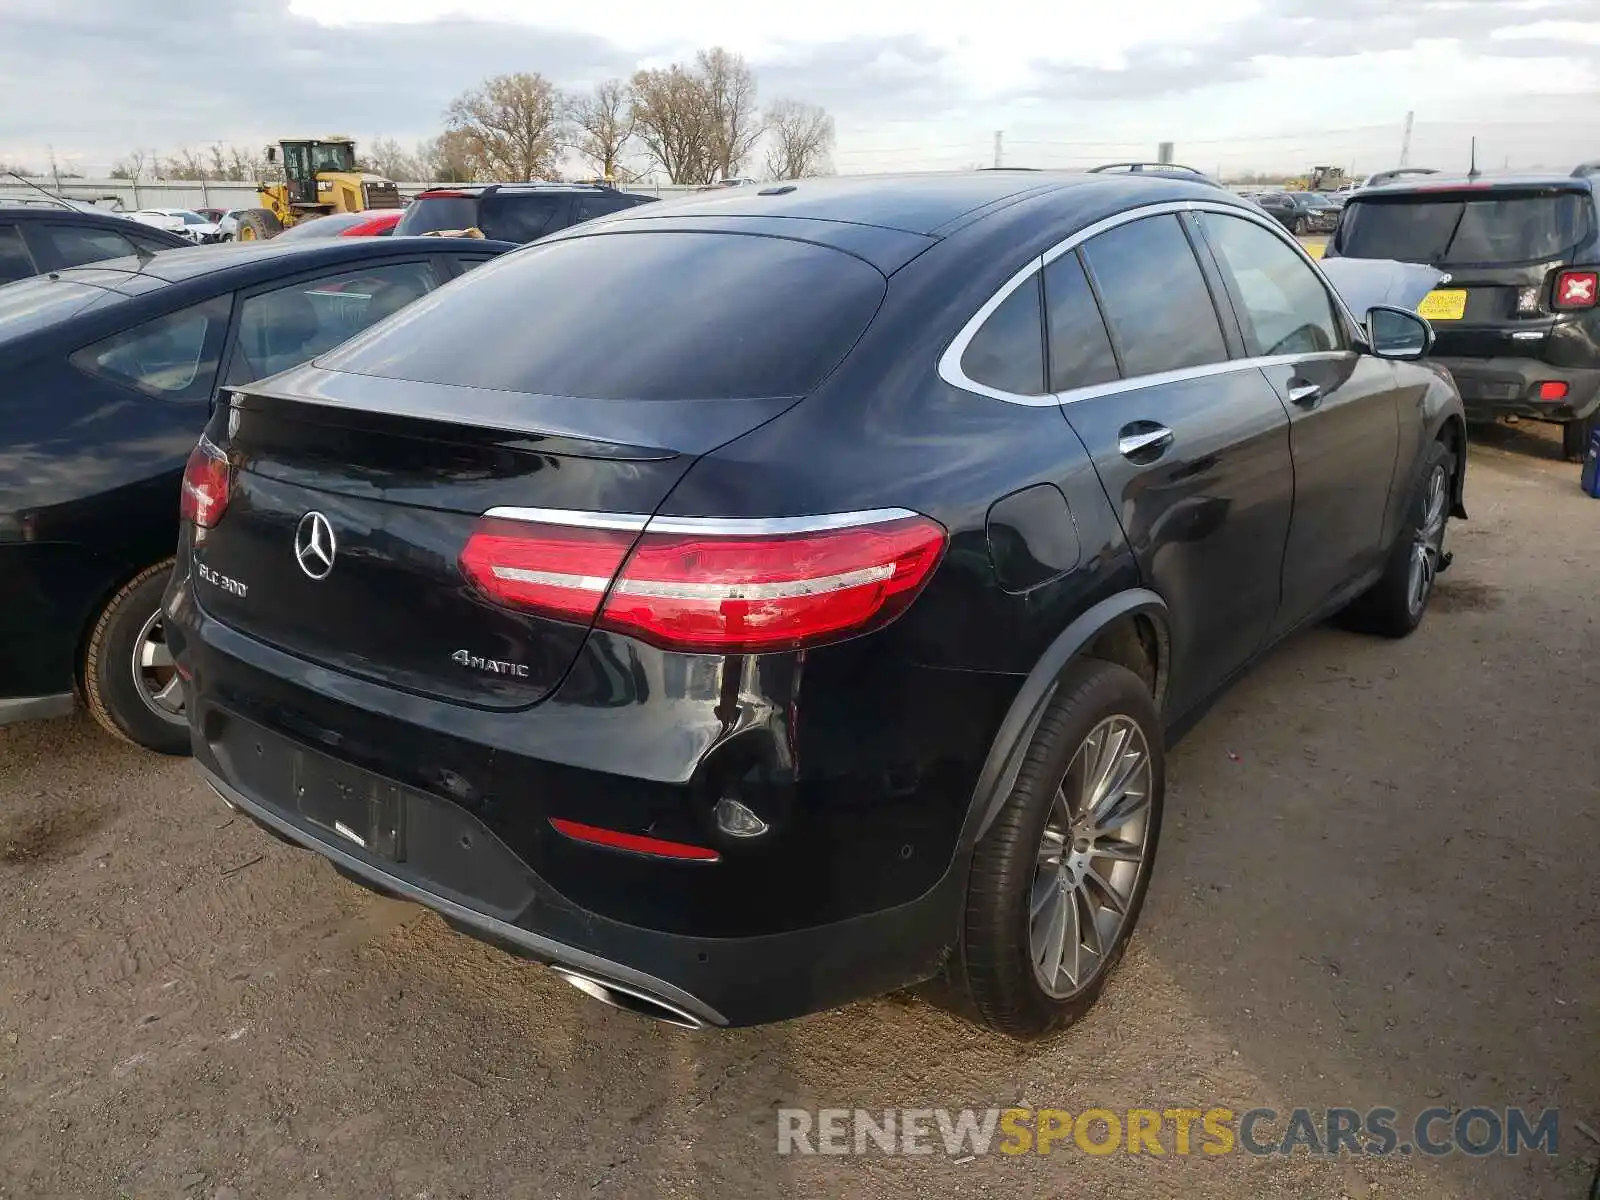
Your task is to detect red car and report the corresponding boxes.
[273,210,404,241]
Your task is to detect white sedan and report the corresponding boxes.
[126,208,223,244]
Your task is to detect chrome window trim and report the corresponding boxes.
[482,506,921,536]
[938,198,1363,409]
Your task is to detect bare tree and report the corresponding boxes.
[416,132,478,183]
[698,48,763,181]
[110,148,152,181]
[763,100,835,179]
[365,136,421,181]
[444,73,566,181]
[569,79,633,179]
[629,65,715,184]
[157,146,211,180]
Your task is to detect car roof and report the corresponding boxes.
[48,236,514,294]
[0,204,144,226]
[417,182,647,197]
[1354,172,1596,196]
[597,170,1234,237]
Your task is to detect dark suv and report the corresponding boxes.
[393,183,658,242]
[168,172,1465,1036]
[1327,165,1600,459]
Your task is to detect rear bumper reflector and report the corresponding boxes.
[549,817,721,862]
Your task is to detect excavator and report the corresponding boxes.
[233,137,402,241]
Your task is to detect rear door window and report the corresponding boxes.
[228,261,437,383]
[1081,214,1229,377]
[71,293,232,402]
[961,276,1046,395]
[1338,192,1592,264]
[318,231,887,401]
[1201,213,1344,356]
[1041,251,1119,391]
[0,224,34,283]
[32,222,140,269]
[479,194,571,242]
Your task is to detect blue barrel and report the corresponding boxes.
[1583,424,1600,497]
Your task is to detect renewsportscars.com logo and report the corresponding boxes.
[776,1106,1562,1158]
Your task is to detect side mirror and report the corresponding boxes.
[1366,305,1433,361]
[265,145,277,163]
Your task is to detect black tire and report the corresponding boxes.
[82,560,191,756]
[235,208,282,242]
[1562,413,1594,463]
[955,659,1164,1040]
[1341,438,1455,638]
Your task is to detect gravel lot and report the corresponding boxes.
[2,424,1596,1200]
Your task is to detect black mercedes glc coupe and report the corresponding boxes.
[166,172,1467,1036]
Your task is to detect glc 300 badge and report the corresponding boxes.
[452,650,530,677]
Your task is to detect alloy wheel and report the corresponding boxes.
[1407,464,1449,615]
[131,608,185,724]
[1028,715,1154,999]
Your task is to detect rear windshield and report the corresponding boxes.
[318,230,887,400]
[0,276,112,346]
[1338,191,1592,264]
[393,194,480,236]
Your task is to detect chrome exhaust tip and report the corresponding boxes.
[551,968,706,1030]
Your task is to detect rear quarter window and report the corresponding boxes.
[317,231,888,401]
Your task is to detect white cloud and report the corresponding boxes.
[4,0,1600,177]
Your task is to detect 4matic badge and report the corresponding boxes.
[451,650,529,677]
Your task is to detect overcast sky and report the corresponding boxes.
[4,0,1599,178]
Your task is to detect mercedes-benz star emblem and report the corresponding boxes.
[294,511,337,580]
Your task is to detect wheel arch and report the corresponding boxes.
[1435,410,1469,519]
[957,588,1171,850]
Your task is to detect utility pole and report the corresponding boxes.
[1399,111,1414,167]
[993,130,1003,169]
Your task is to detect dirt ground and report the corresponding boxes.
[2,423,1596,1200]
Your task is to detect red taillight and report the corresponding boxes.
[458,510,947,653]
[549,817,719,862]
[1554,270,1598,310]
[179,437,231,528]
[1538,380,1570,400]
[458,517,635,623]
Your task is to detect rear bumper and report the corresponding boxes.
[1437,356,1600,422]
[193,736,963,1028]
[164,566,999,1027]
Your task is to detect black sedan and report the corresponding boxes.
[0,236,513,753]
[166,172,1465,1036]
[0,203,189,285]
[1257,190,1343,234]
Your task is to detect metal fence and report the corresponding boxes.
[3,176,706,212]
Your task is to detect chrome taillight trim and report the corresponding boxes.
[482,506,925,537]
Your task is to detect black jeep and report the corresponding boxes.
[1326,163,1600,460]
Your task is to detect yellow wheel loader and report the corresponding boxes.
[233,137,403,241]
